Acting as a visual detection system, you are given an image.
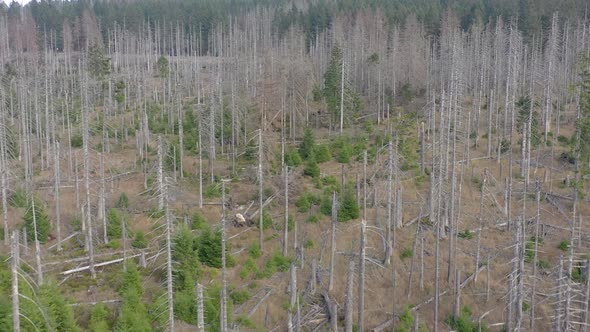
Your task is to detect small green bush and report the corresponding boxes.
[71,134,83,148]
[284,149,302,167]
[230,289,252,305]
[315,145,332,163]
[131,231,147,248]
[444,306,487,332]
[9,188,28,208]
[537,259,550,269]
[400,248,413,259]
[240,258,258,279]
[116,193,129,209]
[304,239,314,249]
[306,215,320,224]
[248,243,261,258]
[107,208,124,238]
[558,240,570,251]
[303,158,320,178]
[204,183,223,198]
[191,211,207,230]
[458,230,473,240]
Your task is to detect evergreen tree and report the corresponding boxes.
[299,127,316,160]
[116,262,152,332]
[23,198,51,244]
[516,96,541,148]
[338,186,359,222]
[40,283,80,332]
[89,303,111,332]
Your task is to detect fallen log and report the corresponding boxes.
[247,289,272,317]
[61,252,145,275]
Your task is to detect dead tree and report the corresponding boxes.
[345,260,354,332]
[530,180,541,331]
[11,230,20,332]
[358,220,366,331]
[54,141,62,251]
[385,141,393,265]
[258,130,264,250]
[329,191,337,292]
[31,198,43,286]
[283,165,289,256]
[221,180,228,332]
[197,283,205,332]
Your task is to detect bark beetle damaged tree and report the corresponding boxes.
[0,2,587,331]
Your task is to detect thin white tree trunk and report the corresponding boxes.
[11,230,20,332]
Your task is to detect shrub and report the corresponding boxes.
[444,306,487,332]
[303,157,320,178]
[257,209,273,230]
[296,192,319,213]
[537,259,550,269]
[396,307,414,332]
[204,183,223,198]
[115,193,129,209]
[70,134,83,148]
[284,149,302,167]
[248,242,261,258]
[9,188,28,208]
[315,145,332,163]
[558,240,570,251]
[240,258,258,279]
[131,231,147,248]
[256,251,292,279]
[107,208,123,238]
[191,211,207,230]
[400,248,413,259]
[304,239,314,249]
[306,215,320,224]
[230,289,252,305]
[458,230,473,240]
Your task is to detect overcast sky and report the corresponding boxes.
[1,0,30,5]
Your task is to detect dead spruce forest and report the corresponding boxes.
[1,0,590,331]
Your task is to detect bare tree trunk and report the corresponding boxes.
[530,180,541,331]
[283,165,289,256]
[258,130,264,251]
[345,260,354,332]
[11,230,20,332]
[198,119,203,208]
[157,136,165,210]
[434,214,440,332]
[407,225,420,299]
[329,191,337,292]
[339,57,345,135]
[54,141,62,251]
[165,189,175,332]
[197,283,205,332]
[220,180,228,332]
[475,171,486,282]
[582,259,590,332]
[288,264,297,332]
[454,270,461,318]
[555,254,564,331]
[31,198,43,286]
[358,220,366,331]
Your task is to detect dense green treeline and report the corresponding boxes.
[0,0,586,53]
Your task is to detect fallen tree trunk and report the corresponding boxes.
[61,252,145,275]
